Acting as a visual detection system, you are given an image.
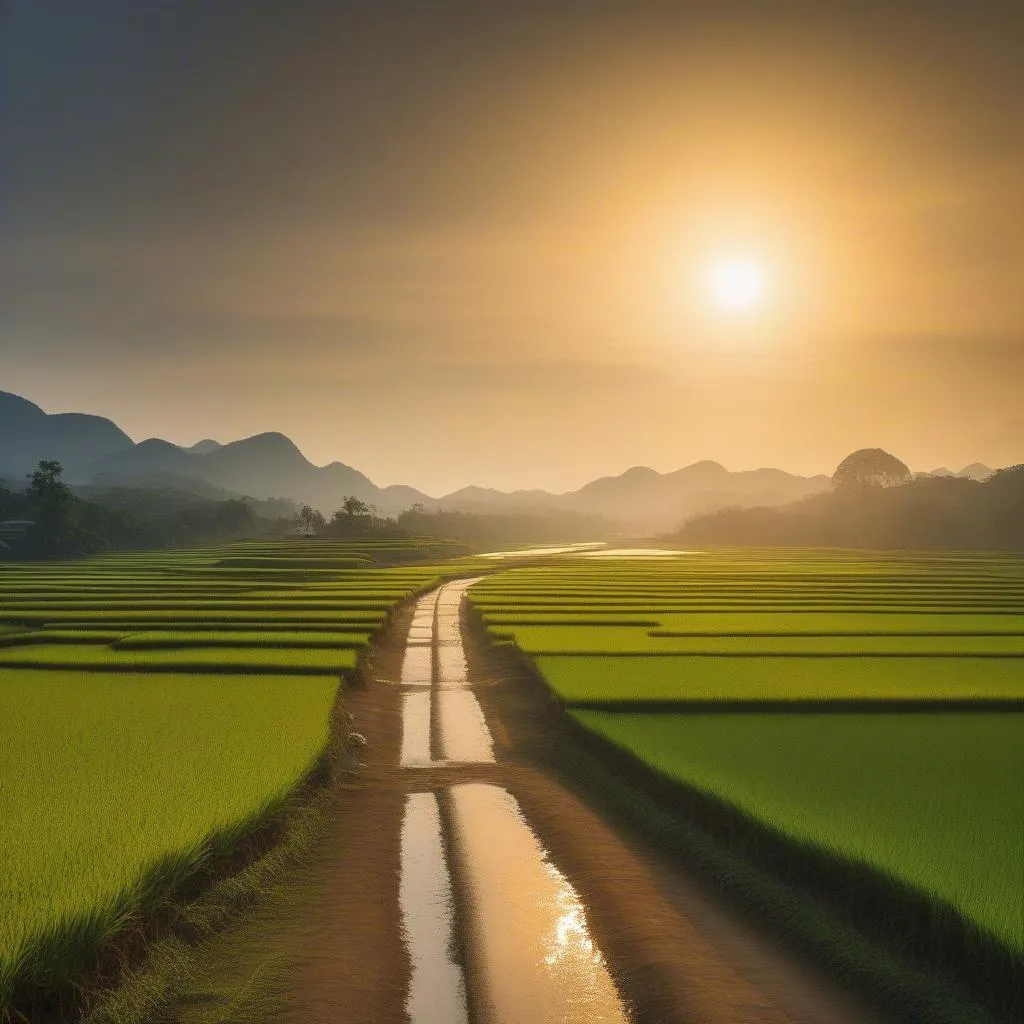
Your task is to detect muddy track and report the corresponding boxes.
[165,580,885,1024]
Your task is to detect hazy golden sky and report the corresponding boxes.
[2,2,1022,494]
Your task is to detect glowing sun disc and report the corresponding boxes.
[707,257,768,312]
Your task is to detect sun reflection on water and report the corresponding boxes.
[542,861,603,967]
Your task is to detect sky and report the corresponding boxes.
[2,1,1022,495]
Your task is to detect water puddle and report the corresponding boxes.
[449,783,629,1023]
[401,645,433,685]
[479,543,607,559]
[400,792,470,1024]
[401,692,433,765]
[577,547,694,558]
[435,615,462,647]
[411,592,439,627]
[437,692,495,763]
[397,583,626,1020]
[437,645,468,686]
[438,578,483,600]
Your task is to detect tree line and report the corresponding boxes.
[297,498,607,547]
[0,461,294,559]
[1,461,610,559]
[677,451,1024,550]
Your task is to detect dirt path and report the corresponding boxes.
[166,579,885,1024]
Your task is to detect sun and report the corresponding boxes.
[706,256,768,313]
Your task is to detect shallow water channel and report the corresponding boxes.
[400,792,469,1024]
[397,579,631,1023]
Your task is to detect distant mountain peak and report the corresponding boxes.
[135,437,181,452]
[619,465,659,480]
[445,485,503,499]
[206,432,308,465]
[188,439,221,454]
[0,391,133,478]
[224,431,302,452]
[0,391,46,419]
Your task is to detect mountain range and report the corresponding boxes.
[0,390,992,530]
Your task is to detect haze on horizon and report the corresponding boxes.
[2,1,1022,496]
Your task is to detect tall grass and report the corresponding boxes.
[0,670,338,1012]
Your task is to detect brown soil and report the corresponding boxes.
[165,589,886,1024]
[271,642,409,1024]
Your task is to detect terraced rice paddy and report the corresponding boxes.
[533,653,1024,703]
[5,539,1022,1018]
[469,550,1024,1005]
[0,539,477,1011]
[575,710,1024,955]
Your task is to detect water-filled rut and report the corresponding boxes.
[397,579,631,1023]
[399,791,469,1024]
[450,782,629,1024]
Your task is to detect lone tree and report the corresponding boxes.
[341,495,370,522]
[297,504,325,536]
[25,460,77,557]
[833,448,912,493]
[329,496,372,536]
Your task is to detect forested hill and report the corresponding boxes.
[676,466,1024,550]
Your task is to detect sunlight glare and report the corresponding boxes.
[707,256,768,313]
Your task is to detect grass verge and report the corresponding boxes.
[81,806,329,1024]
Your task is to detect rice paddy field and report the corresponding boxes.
[469,550,1024,1010]
[0,539,477,1012]
[5,539,1022,1018]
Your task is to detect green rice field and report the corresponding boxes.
[5,540,1022,1017]
[469,549,1024,1007]
[0,539,479,1011]
[471,553,1024,708]
[533,653,1024,702]
[0,642,363,674]
[574,710,1024,954]
[0,671,338,997]
[498,624,1024,655]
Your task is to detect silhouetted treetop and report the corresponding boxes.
[833,448,912,492]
